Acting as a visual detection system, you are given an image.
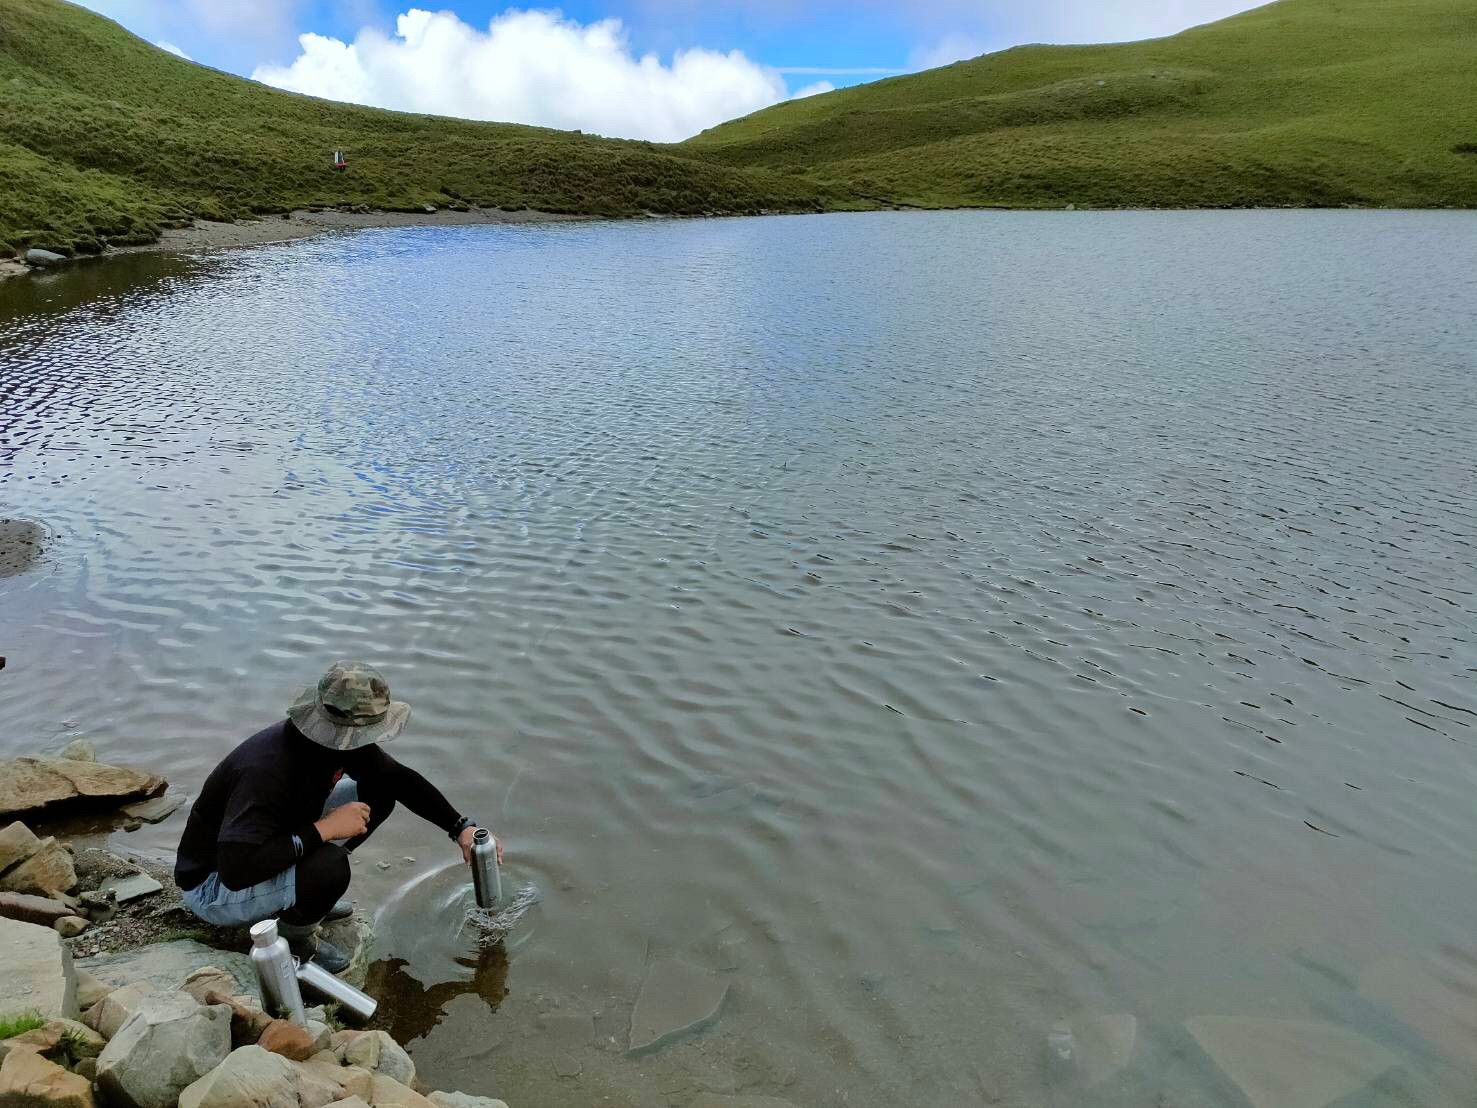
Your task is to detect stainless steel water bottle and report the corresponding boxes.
[470,827,501,909]
[296,959,378,1022]
[249,918,307,1026]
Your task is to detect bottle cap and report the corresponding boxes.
[250,919,279,947]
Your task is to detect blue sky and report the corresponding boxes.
[79,1,1264,141]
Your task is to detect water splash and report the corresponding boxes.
[463,882,542,945]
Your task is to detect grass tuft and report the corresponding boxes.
[0,1013,45,1039]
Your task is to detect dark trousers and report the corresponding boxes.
[283,777,395,926]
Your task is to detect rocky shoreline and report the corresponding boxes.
[0,206,593,283]
[0,746,510,1108]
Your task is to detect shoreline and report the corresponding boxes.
[0,206,594,282]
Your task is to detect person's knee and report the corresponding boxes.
[301,842,351,900]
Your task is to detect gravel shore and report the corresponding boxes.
[1,206,592,281]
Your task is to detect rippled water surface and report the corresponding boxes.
[3,212,1476,1106]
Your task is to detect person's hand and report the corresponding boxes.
[315,801,371,842]
[459,825,504,865]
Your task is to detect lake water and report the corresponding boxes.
[2,211,1475,1106]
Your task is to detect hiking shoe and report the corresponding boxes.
[324,899,354,922]
[282,926,352,974]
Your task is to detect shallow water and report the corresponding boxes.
[2,211,1475,1106]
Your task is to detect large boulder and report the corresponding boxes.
[364,1075,435,1108]
[0,916,77,1020]
[0,757,165,819]
[0,820,41,873]
[339,1030,414,1087]
[0,837,77,897]
[82,983,154,1040]
[79,939,261,1004]
[24,248,67,267]
[95,993,232,1108]
[177,1045,299,1108]
[0,1048,96,1108]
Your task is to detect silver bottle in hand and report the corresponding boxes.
[249,918,307,1026]
[470,827,501,909]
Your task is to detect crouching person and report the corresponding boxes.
[174,661,502,971]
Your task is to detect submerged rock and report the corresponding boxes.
[0,916,77,1020]
[120,793,186,824]
[627,959,729,1054]
[58,739,96,763]
[1186,1015,1397,1108]
[0,518,46,578]
[1046,1013,1137,1087]
[0,757,166,819]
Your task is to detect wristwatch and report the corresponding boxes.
[450,815,478,840]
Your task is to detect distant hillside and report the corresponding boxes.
[686,0,1477,210]
[0,0,829,254]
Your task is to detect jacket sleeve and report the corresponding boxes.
[217,824,324,890]
[346,746,463,835]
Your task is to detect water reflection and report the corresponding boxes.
[367,945,511,1046]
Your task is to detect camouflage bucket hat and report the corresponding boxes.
[287,660,411,751]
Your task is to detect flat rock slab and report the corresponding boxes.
[0,756,165,818]
[80,939,261,1004]
[121,793,186,823]
[100,872,164,903]
[690,1098,801,1108]
[0,916,77,1020]
[628,959,729,1054]
[1186,1016,1397,1108]
[0,891,75,926]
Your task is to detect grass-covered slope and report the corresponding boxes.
[0,0,830,254]
[686,0,1477,209]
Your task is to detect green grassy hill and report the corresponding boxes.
[685,0,1477,210]
[0,0,830,254]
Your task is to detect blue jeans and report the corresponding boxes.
[182,778,362,927]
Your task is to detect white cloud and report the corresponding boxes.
[156,40,192,59]
[791,80,835,100]
[253,7,809,143]
[908,31,988,71]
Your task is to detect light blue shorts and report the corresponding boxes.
[181,864,297,927]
